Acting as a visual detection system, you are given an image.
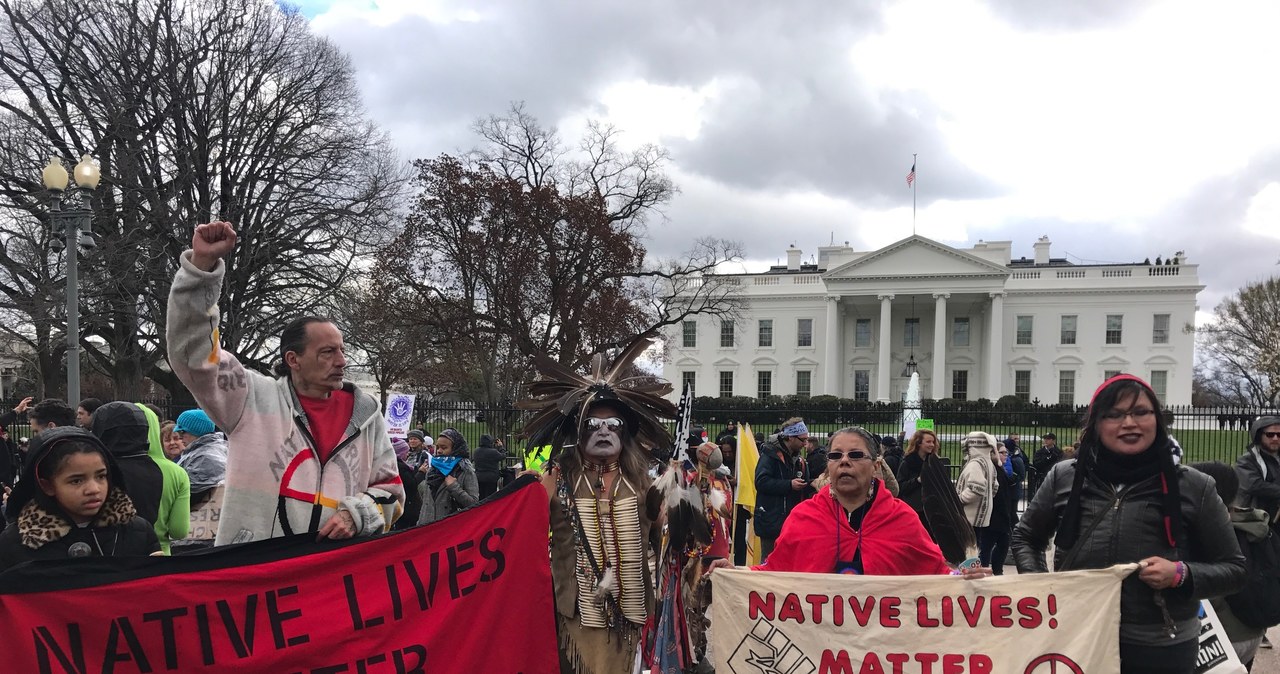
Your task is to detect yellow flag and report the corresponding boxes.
[735,423,762,565]
[734,423,759,508]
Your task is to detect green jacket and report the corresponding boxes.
[137,404,190,553]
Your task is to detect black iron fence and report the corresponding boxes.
[3,396,1272,472]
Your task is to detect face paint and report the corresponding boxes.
[581,405,623,462]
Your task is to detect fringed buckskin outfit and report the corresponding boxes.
[546,464,655,673]
[518,340,677,674]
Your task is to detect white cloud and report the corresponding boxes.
[301,0,1280,308]
[1242,182,1280,240]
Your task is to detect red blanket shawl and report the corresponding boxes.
[752,482,950,575]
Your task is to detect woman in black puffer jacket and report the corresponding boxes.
[1013,374,1245,674]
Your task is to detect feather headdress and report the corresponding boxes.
[517,338,678,451]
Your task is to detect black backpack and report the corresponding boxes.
[1225,526,1280,629]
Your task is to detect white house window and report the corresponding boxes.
[1152,314,1170,345]
[952,317,970,347]
[1058,370,1075,406]
[682,320,697,348]
[1106,315,1123,345]
[1014,370,1031,402]
[758,319,773,347]
[1104,369,1122,380]
[952,370,968,401]
[757,371,773,399]
[1016,315,1033,345]
[904,318,920,347]
[1060,315,1077,345]
[854,318,872,348]
[853,370,870,401]
[720,320,735,348]
[797,319,813,347]
[681,371,696,396]
[1150,370,1168,404]
[796,370,812,398]
[719,371,734,398]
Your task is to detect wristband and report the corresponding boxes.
[1173,561,1187,588]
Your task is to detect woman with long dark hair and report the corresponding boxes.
[1013,374,1245,673]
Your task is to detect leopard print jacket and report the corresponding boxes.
[17,487,137,550]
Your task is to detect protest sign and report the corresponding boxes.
[185,485,225,542]
[712,565,1131,673]
[0,477,557,674]
[384,392,415,438]
[916,419,935,432]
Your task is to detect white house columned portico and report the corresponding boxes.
[666,235,1202,406]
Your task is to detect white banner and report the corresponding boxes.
[1196,600,1247,674]
[384,392,416,438]
[712,565,1132,674]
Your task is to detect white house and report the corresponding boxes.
[664,235,1201,406]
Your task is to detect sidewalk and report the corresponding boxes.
[1252,627,1280,670]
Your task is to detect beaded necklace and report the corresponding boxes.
[556,463,635,632]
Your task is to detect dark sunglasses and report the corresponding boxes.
[1265,432,1280,439]
[584,417,623,431]
[827,450,873,462]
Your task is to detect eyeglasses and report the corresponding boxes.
[1099,408,1156,422]
[827,450,873,462]
[584,417,623,432]
[1264,432,1280,439]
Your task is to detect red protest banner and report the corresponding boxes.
[0,477,558,674]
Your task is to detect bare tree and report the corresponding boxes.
[1193,276,1280,407]
[0,0,406,399]
[381,105,741,412]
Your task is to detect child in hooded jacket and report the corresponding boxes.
[0,427,160,571]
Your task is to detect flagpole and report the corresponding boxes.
[912,153,917,236]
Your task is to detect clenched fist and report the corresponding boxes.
[191,221,237,272]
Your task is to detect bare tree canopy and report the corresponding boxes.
[378,104,742,409]
[1194,276,1280,407]
[0,0,406,400]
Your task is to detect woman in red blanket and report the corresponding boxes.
[710,427,989,578]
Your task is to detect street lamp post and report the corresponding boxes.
[41,155,99,406]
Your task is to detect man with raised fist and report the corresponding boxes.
[166,221,403,546]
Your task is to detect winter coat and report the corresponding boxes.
[1032,444,1065,481]
[988,460,1018,532]
[1007,450,1027,505]
[472,442,506,484]
[91,402,190,554]
[167,250,405,545]
[1013,460,1246,646]
[1235,417,1280,520]
[0,427,161,571]
[178,431,229,496]
[956,446,998,528]
[881,445,904,480]
[416,459,479,526]
[393,459,424,530]
[753,440,813,539]
[1211,507,1273,654]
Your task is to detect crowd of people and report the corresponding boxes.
[0,221,1274,674]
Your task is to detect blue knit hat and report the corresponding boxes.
[175,409,215,437]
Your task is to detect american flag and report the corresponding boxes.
[906,162,915,188]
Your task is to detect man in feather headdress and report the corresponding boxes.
[517,339,678,674]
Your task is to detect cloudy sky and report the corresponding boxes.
[292,0,1278,318]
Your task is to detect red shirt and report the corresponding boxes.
[298,389,355,464]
